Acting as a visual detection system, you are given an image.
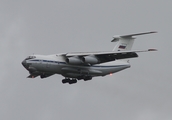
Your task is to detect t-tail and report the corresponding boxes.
[111,31,157,51]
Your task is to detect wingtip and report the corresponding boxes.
[150,31,158,33]
[148,49,157,51]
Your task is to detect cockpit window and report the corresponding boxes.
[25,56,36,60]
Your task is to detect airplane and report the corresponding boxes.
[22,31,157,84]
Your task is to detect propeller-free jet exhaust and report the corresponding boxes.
[22,31,157,84]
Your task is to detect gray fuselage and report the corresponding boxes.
[22,54,130,79]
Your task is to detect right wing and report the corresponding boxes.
[65,49,157,64]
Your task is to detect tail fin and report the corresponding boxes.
[111,31,157,51]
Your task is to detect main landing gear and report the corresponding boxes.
[62,76,92,84]
[62,78,77,84]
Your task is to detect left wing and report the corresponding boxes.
[27,73,54,79]
[27,74,39,78]
[65,49,156,64]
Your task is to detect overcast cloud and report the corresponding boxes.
[0,0,172,120]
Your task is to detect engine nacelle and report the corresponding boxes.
[66,57,83,65]
[82,55,99,64]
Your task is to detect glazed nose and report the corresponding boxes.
[22,60,27,68]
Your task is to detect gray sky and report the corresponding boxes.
[0,0,172,120]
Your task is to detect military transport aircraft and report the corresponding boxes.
[22,31,157,84]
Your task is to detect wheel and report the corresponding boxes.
[68,79,77,84]
[40,75,45,79]
[62,79,69,84]
[77,76,84,80]
[83,76,92,81]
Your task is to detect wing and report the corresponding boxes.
[27,74,39,78]
[27,73,54,79]
[65,49,157,64]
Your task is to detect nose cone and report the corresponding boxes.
[22,60,27,69]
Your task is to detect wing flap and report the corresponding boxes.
[96,52,138,63]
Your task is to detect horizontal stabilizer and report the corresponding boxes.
[111,31,157,42]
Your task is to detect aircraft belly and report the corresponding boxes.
[91,64,130,76]
[59,63,130,78]
[30,61,130,78]
[61,66,102,75]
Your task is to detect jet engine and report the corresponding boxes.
[82,55,99,64]
[66,56,83,65]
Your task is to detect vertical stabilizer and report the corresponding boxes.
[112,37,135,51]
